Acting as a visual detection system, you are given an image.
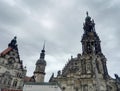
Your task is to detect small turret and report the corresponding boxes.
[49,73,54,82]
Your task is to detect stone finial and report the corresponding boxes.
[86,11,88,16]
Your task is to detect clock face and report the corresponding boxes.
[8,57,15,64]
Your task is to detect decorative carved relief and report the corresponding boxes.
[86,62,91,74]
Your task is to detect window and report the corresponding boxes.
[12,79,18,87]
[75,87,78,91]
[8,57,15,64]
[8,80,11,85]
[3,78,7,84]
[83,85,88,91]
[75,63,77,65]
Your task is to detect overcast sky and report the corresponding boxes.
[0,0,120,82]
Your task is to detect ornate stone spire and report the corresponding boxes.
[40,41,45,59]
[36,43,46,65]
[34,43,46,82]
[81,12,101,55]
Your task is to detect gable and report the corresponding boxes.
[0,47,20,63]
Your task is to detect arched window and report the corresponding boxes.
[83,85,88,91]
[12,79,18,87]
[3,78,7,84]
[8,79,11,85]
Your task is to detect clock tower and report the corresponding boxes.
[34,43,46,82]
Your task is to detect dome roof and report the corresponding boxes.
[36,59,46,65]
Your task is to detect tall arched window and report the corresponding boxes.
[12,79,18,87]
[8,79,11,85]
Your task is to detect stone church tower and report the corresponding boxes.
[49,12,120,91]
[34,43,46,82]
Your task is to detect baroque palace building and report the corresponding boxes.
[49,12,120,91]
[0,37,27,91]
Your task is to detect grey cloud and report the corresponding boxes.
[0,1,27,26]
[0,0,120,81]
[20,0,54,13]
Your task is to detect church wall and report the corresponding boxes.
[50,13,120,91]
[34,73,45,82]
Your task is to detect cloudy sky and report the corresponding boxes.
[0,0,120,81]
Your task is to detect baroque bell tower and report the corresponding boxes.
[81,12,102,55]
[49,12,118,91]
[81,12,109,79]
[34,43,46,82]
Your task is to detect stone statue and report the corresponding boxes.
[115,74,120,83]
[57,70,61,76]
[83,12,95,33]
[8,36,17,49]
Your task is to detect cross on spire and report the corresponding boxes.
[43,40,45,51]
